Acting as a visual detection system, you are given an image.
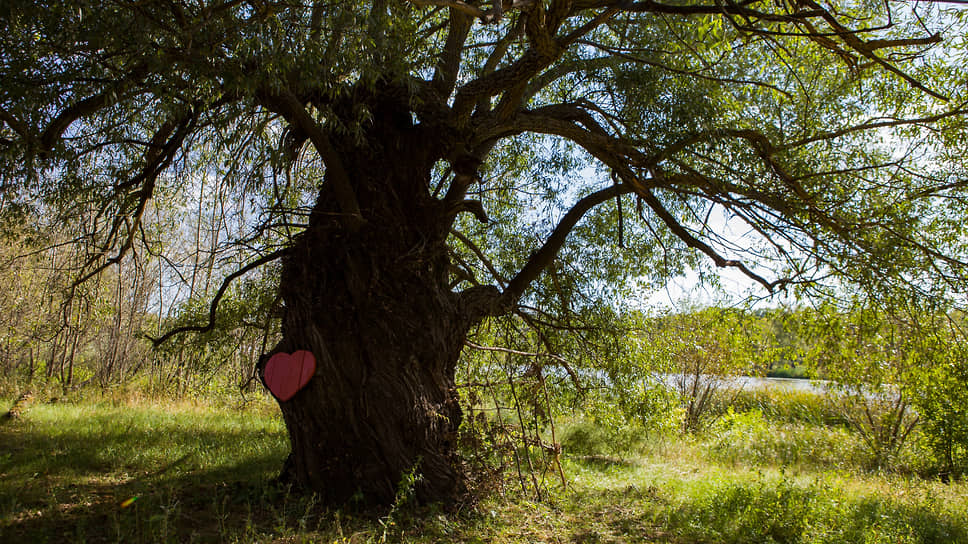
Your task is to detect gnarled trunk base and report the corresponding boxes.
[260,210,471,506]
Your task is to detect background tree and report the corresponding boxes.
[804,301,921,468]
[643,306,755,433]
[4,0,968,505]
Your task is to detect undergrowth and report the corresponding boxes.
[1,390,966,543]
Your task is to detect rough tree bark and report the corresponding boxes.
[257,96,490,505]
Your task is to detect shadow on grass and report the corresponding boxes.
[0,409,311,543]
[567,455,641,470]
[0,414,489,543]
[1,460,301,543]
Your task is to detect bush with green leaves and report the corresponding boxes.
[802,303,923,468]
[903,334,968,478]
[801,302,968,476]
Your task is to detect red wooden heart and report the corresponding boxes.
[264,350,316,402]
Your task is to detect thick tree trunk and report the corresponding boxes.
[268,230,468,505]
[258,107,485,505]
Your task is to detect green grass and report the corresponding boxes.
[2,393,967,543]
[722,388,847,427]
[0,394,290,543]
[766,365,815,380]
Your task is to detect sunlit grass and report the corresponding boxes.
[1,393,967,543]
[0,393,290,542]
[555,446,968,544]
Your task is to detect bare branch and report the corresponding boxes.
[147,248,289,346]
[464,339,583,391]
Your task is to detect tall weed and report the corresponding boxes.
[723,388,846,427]
[708,409,870,471]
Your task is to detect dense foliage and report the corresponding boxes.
[4,1,968,325]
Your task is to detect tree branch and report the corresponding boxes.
[258,89,364,230]
[36,64,150,153]
[499,183,634,311]
[0,107,32,144]
[476,108,796,295]
[147,248,289,346]
[797,0,947,101]
[781,106,968,150]
[433,7,475,96]
[408,0,488,20]
[633,181,784,292]
[451,229,507,287]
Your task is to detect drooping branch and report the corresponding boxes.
[257,89,364,230]
[476,104,837,295]
[781,106,968,150]
[498,183,635,310]
[501,110,799,292]
[641,187,781,291]
[147,248,289,346]
[71,112,196,289]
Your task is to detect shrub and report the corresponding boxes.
[905,348,968,478]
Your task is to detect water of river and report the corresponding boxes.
[657,374,895,400]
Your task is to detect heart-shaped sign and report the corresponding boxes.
[264,350,316,402]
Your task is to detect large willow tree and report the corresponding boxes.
[3,0,968,504]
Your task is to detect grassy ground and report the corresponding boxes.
[2,393,967,543]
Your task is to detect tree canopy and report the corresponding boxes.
[4,0,968,504]
[3,0,968,308]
